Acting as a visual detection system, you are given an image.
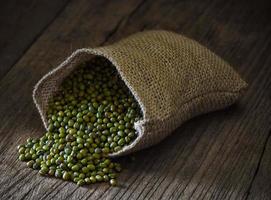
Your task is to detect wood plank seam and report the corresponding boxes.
[0,0,71,83]
[244,130,271,200]
[101,0,147,46]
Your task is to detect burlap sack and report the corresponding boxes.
[33,30,247,157]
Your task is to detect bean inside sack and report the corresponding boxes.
[18,57,142,186]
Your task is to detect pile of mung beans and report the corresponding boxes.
[17,57,142,186]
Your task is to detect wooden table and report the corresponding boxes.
[0,0,270,199]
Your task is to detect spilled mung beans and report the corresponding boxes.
[18,57,142,186]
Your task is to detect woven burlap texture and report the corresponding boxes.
[33,30,247,157]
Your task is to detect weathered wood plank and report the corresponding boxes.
[0,0,69,80]
[247,133,271,200]
[0,0,270,199]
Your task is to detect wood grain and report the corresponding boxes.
[0,0,70,80]
[0,0,270,199]
[247,132,271,200]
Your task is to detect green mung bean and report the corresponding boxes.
[18,57,142,187]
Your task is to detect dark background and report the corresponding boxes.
[0,0,270,199]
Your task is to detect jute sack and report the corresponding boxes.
[33,30,247,157]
